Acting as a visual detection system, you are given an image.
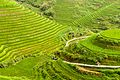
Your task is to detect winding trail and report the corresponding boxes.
[64,61,120,69]
[65,36,89,47]
[64,36,120,69]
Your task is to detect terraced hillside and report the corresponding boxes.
[96,29,120,48]
[77,30,120,65]
[71,0,120,32]
[54,0,115,25]
[0,0,69,65]
[78,29,120,55]
[0,0,120,80]
[59,29,120,66]
[16,0,119,25]
[15,0,120,34]
[0,54,110,80]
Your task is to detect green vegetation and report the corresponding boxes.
[0,0,120,80]
[0,0,69,66]
[57,29,120,66]
[16,0,120,33]
[73,1,120,33]
[0,75,30,80]
[54,0,115,25]
[0,54,106,80]
[15,0,55,19]
[54,29,120,79]
[96,29,120,48]
[100,29,120,39]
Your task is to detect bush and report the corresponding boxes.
[39,0,55,19]
[40,2,50,11]
[43,9,55,18]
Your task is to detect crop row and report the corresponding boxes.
[77,35,120,55]
[0,25,66,63]
[72,2,119,29]
[96,34,120,46]
[0,0,68,64]
[33,60,98,80]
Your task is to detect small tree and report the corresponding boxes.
[39,0,55,19]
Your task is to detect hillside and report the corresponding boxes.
[0,0,120,80]
[0,54,108,80]
[0,0,69,66]
[58,29,120,66]
[55,29,120,79]
[15,0,120,37]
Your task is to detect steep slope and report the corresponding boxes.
[0,54,106,80]
[76,29,120,65]
[15,0,120,34]
[15,0,118,24]
[71,0,120,32]
[0,0,69,65]
[54,0,119,26]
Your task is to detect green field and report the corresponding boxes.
[1,54,114,80]
[0,0,69,65]
[58,29,120,66]
[16,0,120,33]
[100,29,120,39]
[0,0,120,80]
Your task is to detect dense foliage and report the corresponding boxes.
[0,0,120,80]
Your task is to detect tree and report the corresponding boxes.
[39,0,55,19]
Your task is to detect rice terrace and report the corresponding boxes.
[0,0,120,80]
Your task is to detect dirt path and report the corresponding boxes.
[64,61,120,69]
[64,36,120,69]
[65,36,89,47]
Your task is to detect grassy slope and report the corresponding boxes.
[15,0,120,34]
[56,30,120,66]
[77,33,120,65]
[71,0,120,32]
[0,0,120,80]
[15,0,45,14]
[16,0,119,24]
[0,54,105,80]
[0,54,49,79]
[0,0,101,80]
[52,0,120,35]
[79,35,120,55]
[54,0,120,33]
[0,0,69,64]
[100,29,120,39]
[54,0,112,25]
